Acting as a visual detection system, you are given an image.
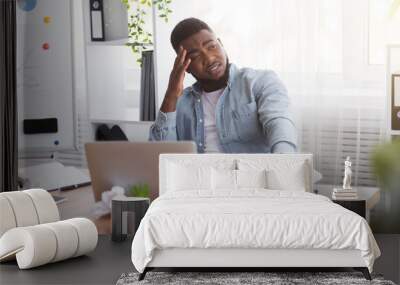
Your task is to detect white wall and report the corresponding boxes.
[86,45,142,122]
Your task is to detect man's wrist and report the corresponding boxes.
[271,141,296,153]
[155,110,177,128]
[160,94,178,112]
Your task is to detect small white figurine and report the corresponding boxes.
[343,156,352,189]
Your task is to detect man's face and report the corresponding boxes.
[179,29,228,81]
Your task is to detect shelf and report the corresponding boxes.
[87,38,155,50]
[87,38,129,46]
[90,118,154,124]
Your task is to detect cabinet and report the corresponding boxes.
[333,199,366,218]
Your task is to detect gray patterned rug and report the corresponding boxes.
[116,271,396,285]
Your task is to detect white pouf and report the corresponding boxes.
[0,218,98,269]
[64,218,98,257]
[24,188,60,223]
[1,191,39,227]
[42,221,79,262]
[0,196,17,237]
[0,189,98,269]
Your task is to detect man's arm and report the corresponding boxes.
[149,111,178,141]
[255,71,297,153]
[149,46,191,141]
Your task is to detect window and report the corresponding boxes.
[154,0,397,186]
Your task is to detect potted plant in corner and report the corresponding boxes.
[371,139,400,233]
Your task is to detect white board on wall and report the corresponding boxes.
[17,0,76,151]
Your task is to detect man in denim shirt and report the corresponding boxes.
[149,18,297,154]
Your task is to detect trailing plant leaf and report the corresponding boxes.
[122,0,172,65]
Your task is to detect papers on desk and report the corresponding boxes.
[18,161,91,191]
[52,195,68,204]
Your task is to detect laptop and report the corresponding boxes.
[85,141,197,201]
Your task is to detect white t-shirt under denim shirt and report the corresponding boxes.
[202,88,225,153]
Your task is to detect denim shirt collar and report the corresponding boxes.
[190,63,237,97]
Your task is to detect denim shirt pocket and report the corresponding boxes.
[232,101,261,141]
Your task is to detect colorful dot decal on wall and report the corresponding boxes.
[17,0,37,12]
[42,43,50,50]
[43,16,52,24]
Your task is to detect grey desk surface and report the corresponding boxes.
[0,235,134,285]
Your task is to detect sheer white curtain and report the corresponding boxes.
[156,0,395,186]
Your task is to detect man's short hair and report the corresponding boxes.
[170,18,213,51]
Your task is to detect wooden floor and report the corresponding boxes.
[51,186,112,234]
